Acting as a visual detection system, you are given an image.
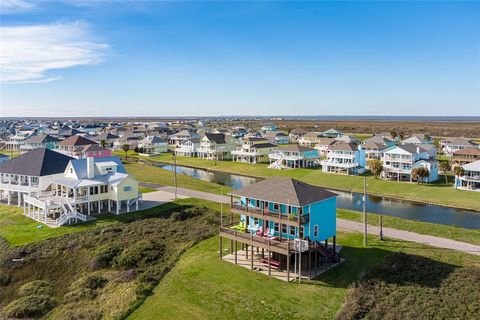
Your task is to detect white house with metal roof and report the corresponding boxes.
[455,160,480,192]
[22,156,140,227]
[381,144,438,182]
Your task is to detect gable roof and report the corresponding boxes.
[330,142,358,151]
[24,134,59,144]
[229,177,337,206]
[0,148,73,176]
[97,132,119,140]
[58,135,96,147]
[463,160,480,171]
[453,147,480,156]
[280,144,315,152]
[204,133,226,144]
[69,156,127,179]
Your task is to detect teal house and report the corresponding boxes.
[219,177,339,281]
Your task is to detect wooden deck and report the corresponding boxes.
[219,226,291,255]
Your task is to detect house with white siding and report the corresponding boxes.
[231,137,278,164]
[440,138,479,156]
[320,143,366,175]
[381,144,438,182]
[268,145,320,169]
[455,160,480,192]
[197,133,236,160]
[175,138,201,157]
[23,156,140,226]
[0,148,73,207]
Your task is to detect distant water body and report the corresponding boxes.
[260,115,480,122]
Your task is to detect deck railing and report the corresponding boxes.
[219,226,292,252]
[230,203,309,224]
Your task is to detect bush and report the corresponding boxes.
[115,240,164,269]
[172,206,206,221]
[90,245,122,269]
[0,272,11,286]
[4,294,56,318]
[80,275,108,290]
[17,280,54,296]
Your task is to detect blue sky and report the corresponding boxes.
[0,0,479,117]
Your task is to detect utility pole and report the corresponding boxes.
[379,210,384,240]
[363,174,368,246]
[173,150,177,199]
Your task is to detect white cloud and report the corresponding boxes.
[0,0,35,14]
[0,21,109,83]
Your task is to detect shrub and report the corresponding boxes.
[80,275,108,290]
[90,245,122,269]
[4,294,56,318]
[17,280,54,296]
[0,272,11,286]
[115,240,164,269]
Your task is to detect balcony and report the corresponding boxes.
[230,203,309,225]
[219,226,292,255]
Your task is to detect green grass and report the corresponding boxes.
[117,152,480,211]
[337,209,480,246]
[125,161,232,195]
[139,186,156,193]
[0,198,223,247]
[128,233,480,320]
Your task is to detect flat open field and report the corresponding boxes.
[223,119,480,138]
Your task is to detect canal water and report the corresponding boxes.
[154,163,480,229]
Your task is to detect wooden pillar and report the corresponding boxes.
[219,235,223,259]
[234,240,238,264]
[287,251,290,282]
[333,236,336,254]
[308,250,312,280]
[268,240,271,276]
[251,244,254,269]
[314,250,318,278]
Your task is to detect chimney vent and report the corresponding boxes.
[87,157,94,179]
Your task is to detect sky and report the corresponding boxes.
[0,0,479,117]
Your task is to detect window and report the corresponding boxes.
[94,186,99,195]
[313,224,319,238]
[289,226,296,236]
[281,224,287,234]
[273,203,279,211]
[273,223,279,232]
[299,226,304,238]
[124,186,132,192]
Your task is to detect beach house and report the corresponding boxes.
[22,156,140,226]
[268,145,320,169]
[231,137,278,164]
[197,133,236,160]
[454,160,480,192]
[381,144,438,182]
[219,177,339,281]
[0,148,73,207]
[320,143,366,175]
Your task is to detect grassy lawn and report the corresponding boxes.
[128,232,480,320]
[0,198,222,247]
[125,161,232,195]
[337,209,480,246]
[117,151,480,211]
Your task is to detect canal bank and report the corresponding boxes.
[135,156,480,213]
[141,160,480,229]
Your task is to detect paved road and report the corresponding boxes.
[140,183,480,256]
